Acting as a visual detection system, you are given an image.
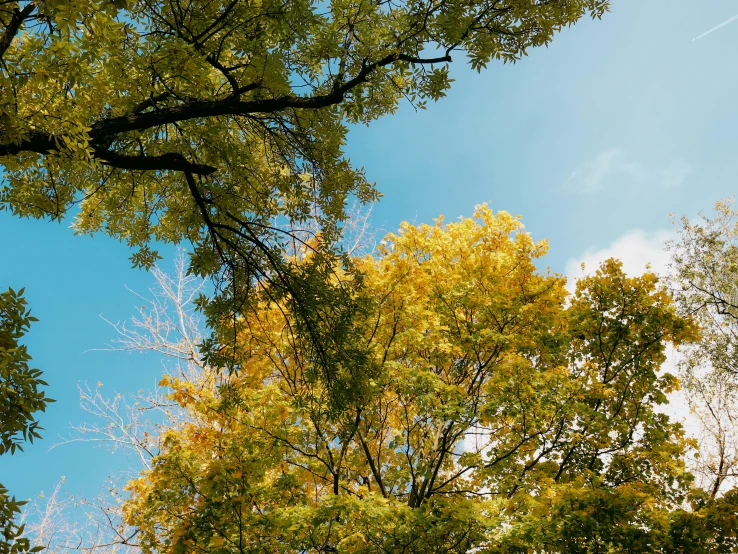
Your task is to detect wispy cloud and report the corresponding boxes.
[564,147,691,194]
[693,13,738,41]
[565,148,622,193]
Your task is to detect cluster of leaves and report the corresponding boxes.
[0,288,49,554]
[0,0,610,369]
[669,199,738,497]
[120,207,737,553]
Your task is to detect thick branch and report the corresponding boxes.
[0,129,55,156]
[357,426,388,498]
[0,3,35,60]
[397,53,452,65]
[88,52,450,140]
[0,132,216,175]
[98,150,216,175]
[1,51,450,174]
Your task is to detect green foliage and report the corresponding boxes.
[1,484,38,554]
[670,198,738,369]
[0,288,49,554]
[0,0,610,365]
[669,198,738,497]
[120,208,733,553]
[0,289,49,455]
[666,489,738,553]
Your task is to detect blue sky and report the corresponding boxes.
[350,1,738,269]
[2,0,738,508]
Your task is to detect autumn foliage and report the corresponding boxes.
[120,207,738,553]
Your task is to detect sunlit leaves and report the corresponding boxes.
[0,289,50,554]
[1,1,609,358]
[669,198,738,499]
[121,206,713,553]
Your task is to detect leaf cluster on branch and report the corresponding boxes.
[0,0,609,369]
[114,207,738,553]
[669,199,738,499]
[0,288,50,554]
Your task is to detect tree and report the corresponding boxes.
[16,254,209,554]
[669,199,738,498]
[0,288,49,554]
[117,206,737,553]
[0,8,612,528]
[0,0,610,361]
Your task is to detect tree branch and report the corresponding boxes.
[89,51,448,139]
[0,131,216,174]
[0,129,55,157]
[0,2,35,60]
[397,53,452,65]
[356,425,388,498]
[98,149,217,175]
[0,50,449,174]
[132,92,173,114]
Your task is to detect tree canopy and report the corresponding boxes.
[0,3,612,546]
[6,2,738,552]
[669,199,738,498]
[0,0,609,321]
[119,207,738,553]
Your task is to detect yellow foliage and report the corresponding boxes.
[123,207,699,553]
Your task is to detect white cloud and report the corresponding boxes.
[566,230,697,439]
[564,228,674,288]
[565,147,691,193]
